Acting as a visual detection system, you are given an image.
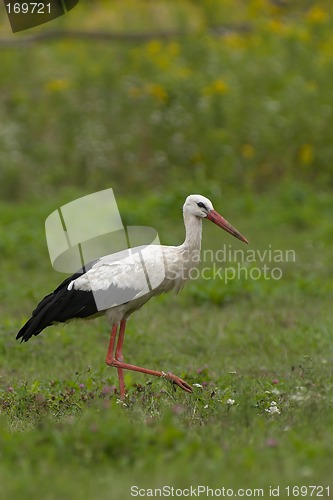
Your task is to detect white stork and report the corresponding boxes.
[17,194,248,397]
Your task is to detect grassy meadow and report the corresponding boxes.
[1,1,333,499]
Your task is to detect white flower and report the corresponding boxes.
[193,383,203,389]
[116,398,127,407]
[265,401,281,414]
[226,398,235,406]
[204,404,209,409]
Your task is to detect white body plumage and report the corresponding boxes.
[67,195,207,325]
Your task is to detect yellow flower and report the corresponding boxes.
[299,144,314,165]
[175,67,192,79]
[146,40,161,55]
[266,19,286,35]
[306,7,328,24]
[128,86,141,99]
[147,83,168,103]
[204,79,229,96]
[248,0,269,18]
[155,55,171,71]
[294,27,310,43]
[224,33,247,50]
[241,144,255,159]
[319,36,333,56]
[213,80,229,94]
[266,19,303,38]
[167,42,180,57]
[45,79,70,93]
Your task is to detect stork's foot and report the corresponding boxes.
[107,359,193,395]
[163,372,193,393]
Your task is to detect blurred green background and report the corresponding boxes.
[1,0,333,200]
[1,1,333,499]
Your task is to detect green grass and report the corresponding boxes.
[1,186,333,498]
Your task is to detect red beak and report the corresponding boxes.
[206,210,248,244]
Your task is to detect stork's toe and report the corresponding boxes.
[165,372,193,393]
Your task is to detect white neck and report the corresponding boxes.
[180,211,203,253]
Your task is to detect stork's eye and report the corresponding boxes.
[197,202,207,210]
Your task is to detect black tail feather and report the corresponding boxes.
[17,266,99,343]
[16,317,35,343]
[16,299,56,342]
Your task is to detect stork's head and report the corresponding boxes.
[184,194,248,244]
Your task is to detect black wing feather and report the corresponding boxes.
[17,262,99,343]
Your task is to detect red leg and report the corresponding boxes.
[115,319,126,398]
[110,360,193,393]
[106,323,118,365]
[115,319,126,362]
[106,323,125,398]
[105,320,192,395]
